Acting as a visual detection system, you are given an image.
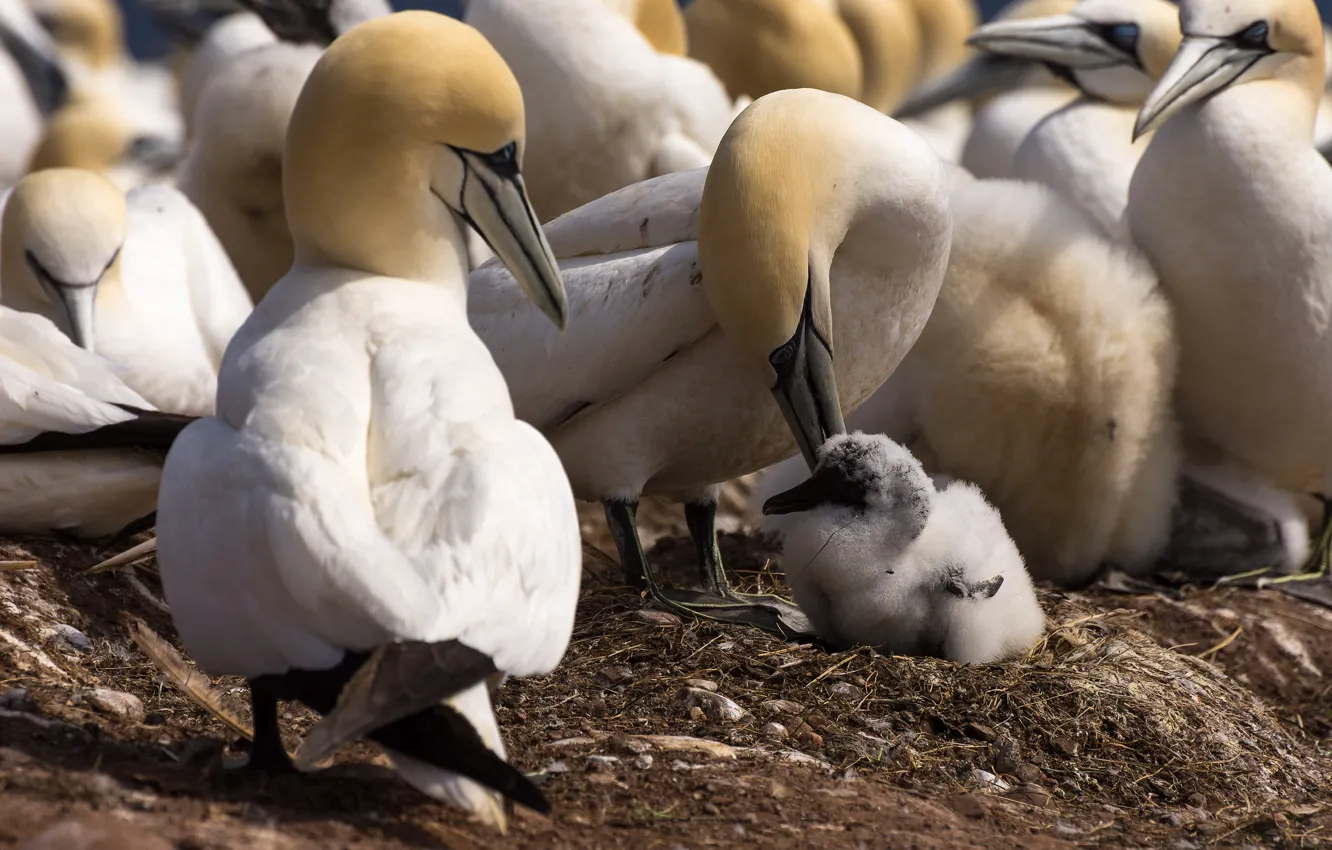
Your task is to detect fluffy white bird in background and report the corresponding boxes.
[0,0,68,186]
[763,432,1046,664]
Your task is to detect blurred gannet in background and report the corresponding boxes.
[893,0,979,159]
[1128,0,1332,599]
[834,0,922,114]
[466,0,737,220]
[758,172,1182,585]
[156,12,579,828]
[763,432,1046,663]
[896,0,1079,176]
[176,12,276,137]
[968,0,1181,237]
[601,0,688,55]
[0,305,190,538]
[29,0,182,146]
[683,0,863,102]
[27,95,181,190]
[0,0,68,186]
[0,168,252,415]
[469,89,952,636]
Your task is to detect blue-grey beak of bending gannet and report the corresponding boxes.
[154,11,579,829]
[1128,0,1332,606]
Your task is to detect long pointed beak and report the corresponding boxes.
[893,52,1036,119]
[0,23,67,116]
[55,283,98,353]
[769,287,845,471]
[456,152,568,331]
[1134,36,1269,139]
[967,14,1131,70]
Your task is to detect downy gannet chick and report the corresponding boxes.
[155,12,578,828]
[0,0,68,186]
[968,0,1181,237]
[1130,0,1332,595]
[0,168,253,415]
[763,432,1046,663]
[469,90,952,637]
[466,0,737,220]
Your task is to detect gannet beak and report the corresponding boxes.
[25,253,100,354]
[967,14,1135,70]
[1134,35,1270,139]
[0,24,67,116]
[126,135,184,174]
[449,143,568,331]
[945,574,1005,599]
[892,52,1035,119]
[768,285,846,471]
[761,462,853,515]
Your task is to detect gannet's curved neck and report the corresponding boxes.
[1201,76,1319,145]
[285,135,467,285]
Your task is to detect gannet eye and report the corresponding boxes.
[1234,20,1269,50]
[479,142,520,178]
[1098,22,1140,54]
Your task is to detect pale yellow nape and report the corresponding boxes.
[0,168,128,312]
[835,0,922,113]
[1135,0,1185,81]
[25,96,131,174]
[902,0,979,81]
[1261,0,1327,98]
[684,0,863,100]
[283,11,525,282]
[698,90,850,378]
[633,0,688,55]
[34,0,124,69]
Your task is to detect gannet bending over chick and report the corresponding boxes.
[156,12,579,827]
[470,90,951,637]
[466,0,736,220]
[968,0,1181,236]
[0,305,190,537]
[1129,0,1332,595]
[0,168,253,415]
[763,432,1046,663]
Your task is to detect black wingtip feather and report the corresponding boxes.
[0,408,196,456]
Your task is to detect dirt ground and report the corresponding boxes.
[1,485,1330,849]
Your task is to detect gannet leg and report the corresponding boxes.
[1164,470,1308,580]
[241,679,295,773]
[604,499,650,590]
[1262,495,1332,608]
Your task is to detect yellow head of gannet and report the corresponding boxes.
[284,10,566,326]
[969,0,1181,103]
[835,0,922,113]
[602,0,688,55]
[25,95,179,186]
[0,168,126,353]
[1134,0,1325,138]
[902,0,979,82]
[684,0,863,100]
[699,88,950,468]
[29,0,122,70]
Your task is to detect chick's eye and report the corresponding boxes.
[1101,22,1140,53]
[1235,20,1269,49]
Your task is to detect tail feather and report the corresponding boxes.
[0,408,195,456]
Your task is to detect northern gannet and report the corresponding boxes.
[176,12,276,138]
[763,432,1046,663]
[465,0,737,221]
[757,171,1184,585]
[470,89,952,636]
[156,12,579,827]
[968,0,1181,236]
[26,95,181,190]
[835,0,922,114]
[601,0,688,56]
[0,168,252,415]
[1129,0,1332,598]
[0,0,68,185]
[683,0,863,102]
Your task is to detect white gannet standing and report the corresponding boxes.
[0,168,253,415]
[469,89,952,636]
[968,0,1181,237]
[155,12,579,828]
[1129,0,1332,599]
[895,0,1079,177]
[466,0,736,221]
[0,0,68,186]
[0,305,191,538]
[757,171,1184,586]
[762,432,1046,663]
